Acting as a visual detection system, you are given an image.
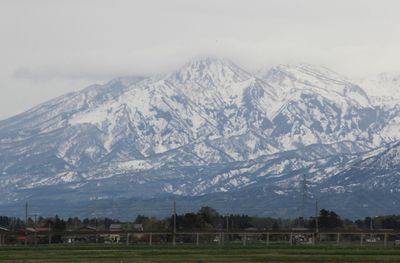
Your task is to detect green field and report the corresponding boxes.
[1,244,400,262]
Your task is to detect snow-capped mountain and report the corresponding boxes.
[1,57,400,218]
[320,140,400,192]
[358,72,400,107]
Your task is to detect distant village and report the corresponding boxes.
[1,206,400,246]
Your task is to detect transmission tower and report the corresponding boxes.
[300,174,308,225]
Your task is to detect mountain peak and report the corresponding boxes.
[183,56,237,68]
[168,57,251,86]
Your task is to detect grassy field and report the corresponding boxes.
[0,244,400,262]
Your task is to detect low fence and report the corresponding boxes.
[0,230,399,247]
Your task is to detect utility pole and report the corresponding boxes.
[25,202,28,247]
[370,217,373,231]
[298,174,308,227]
[315,199,319,233]
[370,216,374,240]
[302,174,307,219]
[173,199,176,246]
[48,222,51,245]
[95,217,98,243]
[34,214,37,246]
[225,215,229,243]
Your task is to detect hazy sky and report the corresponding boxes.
[1,0,400,119]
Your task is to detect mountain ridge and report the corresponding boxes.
[1,57,400,218]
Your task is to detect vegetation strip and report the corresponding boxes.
[1,245,400,262]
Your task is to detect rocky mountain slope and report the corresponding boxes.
[1,58,400,218]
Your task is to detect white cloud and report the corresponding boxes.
[1,0,400,119]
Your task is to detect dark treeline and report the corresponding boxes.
[1,207,400,232]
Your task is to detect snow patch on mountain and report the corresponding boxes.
[1,57,400,214]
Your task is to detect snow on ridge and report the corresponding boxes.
[116,159,153,170]
[358,72,400,99]
[2,57,400,201]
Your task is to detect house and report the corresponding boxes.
[109,224,122,231]
[287,228,313,244]
[76,226,97,232]
[291,227,310,232]
[243,228,260,241]
[106,224,123,243]
[64,226,98,244]
[0,227,8,245]
[133,224,143,231]
[17,227,50,244]
[26,227,50,233]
